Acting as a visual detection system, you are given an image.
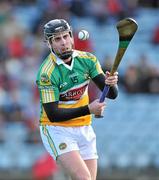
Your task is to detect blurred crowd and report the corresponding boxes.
[102,54,159,94]
[122,55,159,94]
[0,1,159,173]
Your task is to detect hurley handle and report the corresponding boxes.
[94,85,110,118]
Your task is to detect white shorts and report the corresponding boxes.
[40,125,98,161]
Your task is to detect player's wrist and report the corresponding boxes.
[88,104,92,114]
[86,105,91,114]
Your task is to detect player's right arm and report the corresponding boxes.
[92,73,118,99]
[43,100,105,122]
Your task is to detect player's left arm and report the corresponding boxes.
[92,73,118,99]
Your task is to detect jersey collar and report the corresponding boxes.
[54,50,78,70]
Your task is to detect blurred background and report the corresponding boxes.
[0,0,159,180]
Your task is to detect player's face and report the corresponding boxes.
[50,31,74,59]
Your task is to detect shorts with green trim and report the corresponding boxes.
[40,125,98,160]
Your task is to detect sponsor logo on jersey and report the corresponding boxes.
[59,82,68,89]
[59,84,87,101]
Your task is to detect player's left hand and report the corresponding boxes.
[105,71,118,86]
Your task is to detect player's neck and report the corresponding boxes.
[63,57,72,65]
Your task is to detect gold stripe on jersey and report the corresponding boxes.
[50,53,57,63]
[76,51,97,63]
[41,89,45,102]
[96,62,104,74]
[40,94,91,127]
[39,55,57,102]
[41,60,52,76]
[40,56,55,85]
[41,89,55,103]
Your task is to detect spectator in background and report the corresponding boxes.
[7,34,25,58]
[122,65,140,93]
[137,54,159,93]
[147,67,159,93]
[32,153,57,180]
[107,0,124,20]
[69,0,88,17]
[152,25,159,45]
[90,0,108,25]
[121,54,159,93]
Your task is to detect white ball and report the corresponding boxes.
[78,30,89,40]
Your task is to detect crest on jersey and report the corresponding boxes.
[59,143,67,150]
[40,73,50,84]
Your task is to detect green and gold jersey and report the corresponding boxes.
[36,50,104,126]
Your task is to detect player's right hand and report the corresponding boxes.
[88,99,106,116]
[105,71,118,86]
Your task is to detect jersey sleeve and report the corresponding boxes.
[36,72,59,103]
[86,52,104,78]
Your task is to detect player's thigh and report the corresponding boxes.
[84,159,97,180]
[57,150,91,180]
